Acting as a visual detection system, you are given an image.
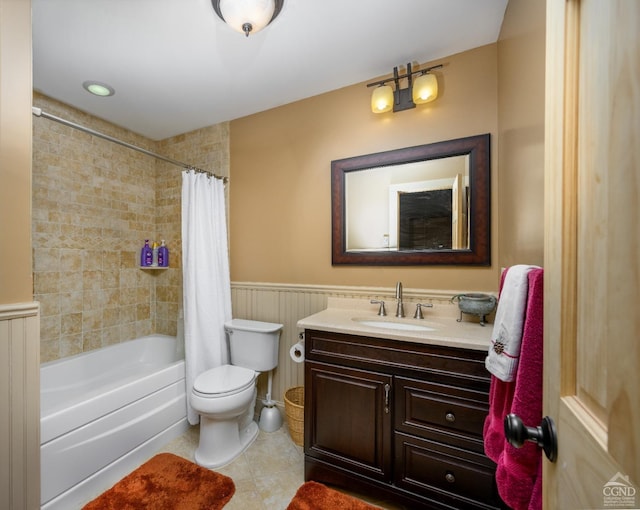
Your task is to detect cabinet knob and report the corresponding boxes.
[445,412,456,423]
[445,471,456,483]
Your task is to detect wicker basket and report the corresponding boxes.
[284,386,304,446]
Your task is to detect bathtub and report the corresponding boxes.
[40,334,189,509]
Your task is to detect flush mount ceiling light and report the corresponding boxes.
[82,81,115,97]
[211,0,284,37]
[367,63,443,114]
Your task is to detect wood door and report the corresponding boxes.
[545,1,639,508]
[305,361,393,482]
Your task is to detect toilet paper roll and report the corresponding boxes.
[289,342,305,363]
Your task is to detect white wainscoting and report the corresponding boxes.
[230,282,453,407]
[0,302,40,510]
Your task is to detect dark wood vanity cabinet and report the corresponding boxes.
[303,329,504,510]
[305,363,393,482]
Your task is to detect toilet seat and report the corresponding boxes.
[193,364,256,397]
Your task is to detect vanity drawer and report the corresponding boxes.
[395,376,489,452]
[305,329,490,390]
[394,432,500,509]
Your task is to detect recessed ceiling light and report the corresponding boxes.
[82,81,115,97]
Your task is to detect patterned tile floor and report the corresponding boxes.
[155,422,408,510]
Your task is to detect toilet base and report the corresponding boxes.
[194,418,259,469]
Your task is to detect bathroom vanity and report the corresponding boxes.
[298,300,504,510]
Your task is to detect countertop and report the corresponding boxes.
[297,297,493,352]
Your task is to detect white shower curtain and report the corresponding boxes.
[182,170,232,424]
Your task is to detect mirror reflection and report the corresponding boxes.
[345,155,469,251]
[332,133,491,266]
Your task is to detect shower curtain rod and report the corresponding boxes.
[32,107,228,183]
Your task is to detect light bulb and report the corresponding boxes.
[371,85,393,113]
[219,0,276,36]
[412,73,438,104]
[82,81,115,97]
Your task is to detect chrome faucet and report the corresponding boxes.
[413,303,434,319]
[370,299,387,316]
[395,282,405,318]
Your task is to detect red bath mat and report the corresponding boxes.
[286,481,381,509]
[81,452,234,510]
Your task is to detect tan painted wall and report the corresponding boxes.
[0,1,41,507]
[497,0,546,269]
[0,0,33,304]
[229,44,501,292]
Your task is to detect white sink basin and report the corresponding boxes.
[352,318,436,332]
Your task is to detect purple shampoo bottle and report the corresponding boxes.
[141,240,152,266]
[158,240,169,267]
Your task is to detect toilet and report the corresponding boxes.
[190,318,282,468]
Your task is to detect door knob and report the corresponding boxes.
[504,413,558,462]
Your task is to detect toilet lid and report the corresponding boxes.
[193,365,256,396]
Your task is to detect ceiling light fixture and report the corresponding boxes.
[211,0,284,37]
[367,63,443,114]
[82,81,115,97]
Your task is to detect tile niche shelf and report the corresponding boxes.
[139,266,169,270]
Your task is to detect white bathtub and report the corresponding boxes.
[40,334,189,509]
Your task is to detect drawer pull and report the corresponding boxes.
[384,384,391,414]
[445,412,456,422]
[445,472,456,483]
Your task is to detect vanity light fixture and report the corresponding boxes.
[367,63,442,114]
[371,84,394,113]
[412,72,438,104]
[211,0,284,37]
[82,81,115,97]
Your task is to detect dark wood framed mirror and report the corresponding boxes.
[331,133,491,265]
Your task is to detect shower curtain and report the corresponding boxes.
[182,170,232,424]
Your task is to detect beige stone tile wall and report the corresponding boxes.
[32,93,229,362]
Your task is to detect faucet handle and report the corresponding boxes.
[413,303,434,319]
[370,300,387,316]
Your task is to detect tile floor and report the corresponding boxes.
[152,421,408,510]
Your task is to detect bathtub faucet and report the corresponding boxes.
[395,281,405,318]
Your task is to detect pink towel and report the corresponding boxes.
[484,268,544,510]
[483,376,515,463]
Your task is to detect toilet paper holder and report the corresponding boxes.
[290,332,305,363]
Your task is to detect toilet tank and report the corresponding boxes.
[224,319,283,372]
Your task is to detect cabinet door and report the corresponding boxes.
[305,361,393,482]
